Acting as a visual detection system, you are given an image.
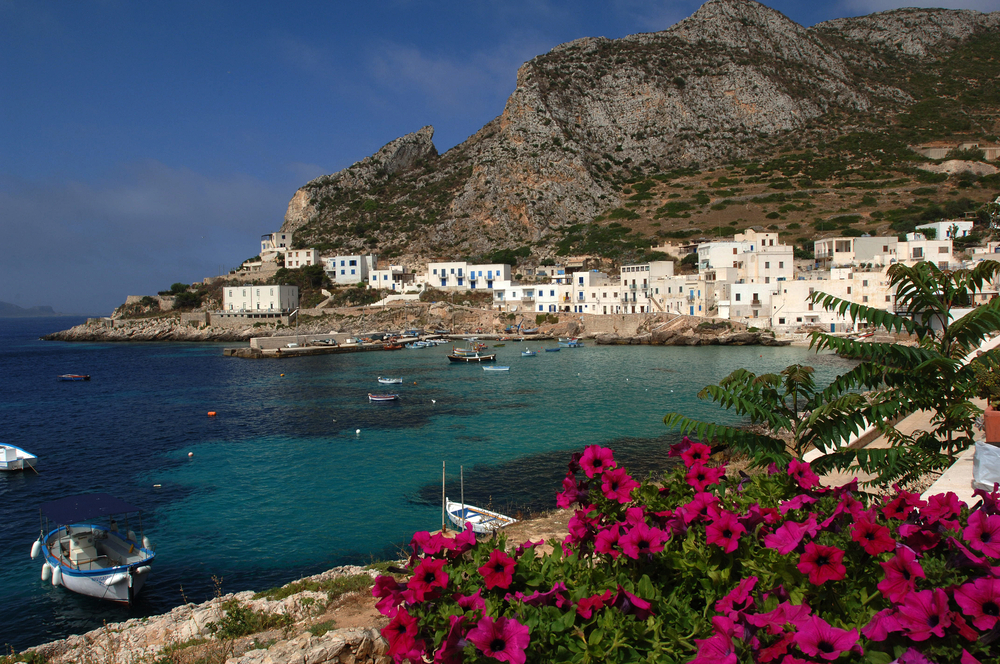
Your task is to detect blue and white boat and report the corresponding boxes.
[521,350,537,357]
[31,493,154,605]
[0,444,37,471]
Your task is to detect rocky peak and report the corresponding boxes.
[817,7,1000,57]
[304,126,437,192]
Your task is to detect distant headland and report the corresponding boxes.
[0,301,63,318]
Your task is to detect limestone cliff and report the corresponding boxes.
[281,0,1000,264]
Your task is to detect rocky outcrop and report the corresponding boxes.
[595,330,789,346]
[918,160,998,176]
[280,0,1000,264]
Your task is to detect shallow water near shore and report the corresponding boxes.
[0,317,855,650]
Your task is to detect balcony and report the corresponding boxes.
[520,296,534,303]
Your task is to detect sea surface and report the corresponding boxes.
[0,317,856,650]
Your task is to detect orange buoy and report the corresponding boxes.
[207,411,216,417]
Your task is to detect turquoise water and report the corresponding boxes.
[0,319,855,649]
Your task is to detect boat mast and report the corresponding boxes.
[460,466,465,530]
[441,461,447,532]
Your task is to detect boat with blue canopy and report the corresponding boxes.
[31,493,155,605]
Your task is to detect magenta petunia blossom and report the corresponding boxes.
[681,442,712,468]
[882,487,927,520]
[850,516,896,555]
[511,581,570,608]
[594,524,622,559]
[763,519,809,555]
[382,607,422,661]
[793,615,860,661]
[565,508,599,547]
[715,576,757,617]
[878,546,926,603]
[575,589,614,619]
[690,632,737,664]
[668,436,693,457]
[895,523,941,553]
[679,492,720,524]
[779,494,818,515]
[433,615,467,664]
[921,491,963,527]
[787,458,820,490]
[467,616,531,664]
[747,601,812,635]
[601,466,640,503]
[962,650,985,664]
[686,462,726,491]
[406,557,449,602]
[373,575,404,617]
[897,588,952,641]
[963,509,1000,558]
[619,521,667,559]
[861,608,902,641]
[897,648,935,664]
[456,588,486,614]
[556,475,587,509]
[612,585,655,620]
[954,577,1000,630]
[478,549,516,590]
[797,542,846,585]
[579,445,615,478]
[706,510,746,554]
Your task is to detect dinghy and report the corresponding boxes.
[31,493,154,605]
[482,366,510,372]
[443,466,516,534]
[378,377,403,384]
[521,350,537,357]
[368,393,400,402]
[0,444,37,471]
[58,374,90,381]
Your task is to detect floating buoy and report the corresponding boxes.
[431,399,436,404]
[41,563,51,582]
[52,565,62,586]
[153,484,161,488]
[31,540,41,559]
[127,529,137,543]
[188,452,194,457]
[356,429,361,435]
[142,536,153,550]
[207,411,216,417]
[280,373,285,377]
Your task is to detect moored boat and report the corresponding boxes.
[31,493,155,605]
[544,347,560,352]
[58,374,90,381]
[378,376,403,384]
[521,350,537,357]
[558,341,584,347]
[0,444,37,471]
[368,393,400,402]
[483,366,510,372]
[445,498,517,534]
[447,353,496,363]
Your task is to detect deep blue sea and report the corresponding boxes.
[0,317,856,650]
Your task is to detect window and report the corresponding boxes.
[913,248,923,259]
[351,269,355,275]
[863,280,868,287]
[340,260,345,266]
[863,296,869,303]
[808,304,814,310]
[765,277,770,284]
[341,270,345,275]
[349,260,357,266]
[797,317,802,322]
[938,246,949,253]
[847,287,852,294]
[450,268,455,274]
[733,248,738,254]
[733,261,738,268]
[735,293,741,301]
[779,317,785,324]
[779,261,784,268]
[765,262,770,269]
[885,295,891,302]
[883,245,889,252]
[433,269,438,275]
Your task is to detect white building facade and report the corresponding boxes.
[324,254,377,285]
[285,249,319,269]
[223,285,299,312]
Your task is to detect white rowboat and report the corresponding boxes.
[445,498,517,534]
[1,444,37,471]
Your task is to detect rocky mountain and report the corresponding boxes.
[281,0,1000,266]
[0,301,58,317]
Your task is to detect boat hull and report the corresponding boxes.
[58,374,90,381]
[0,445,37,471]
[368,394,399,401]
[445,499,516,534]
[42,525,154,605]
[377,378,403,384]
[447,354,496,363]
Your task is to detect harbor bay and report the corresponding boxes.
[0,317,856,651]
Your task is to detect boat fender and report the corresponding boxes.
[128,573,133,588]
[127,529,137,543]
[30,540,42,559]
[135,565,151,576]
[51,565,62,586]
[142,536,152,550]
[41,563,51,582]
[104,572,128,586]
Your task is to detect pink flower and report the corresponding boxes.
[612,585,655,620]
[715,576,756,618]
[406,557,449,602]
[861,608,901,641]
[678,492,719,524]
[896,523,941,553]
[921,491,963,527]
[433,615,467,664]
[575,589,614,619]
[456,588,486,614]
[594,524,622,559]
[793,615,859,661]
[964,509,1000,558]
[706,510,746,554]
[477,549,516,590]
[764,519,809,555]
[954,577,1000,630]
[691,616,740,664]
[556,475,587,509]
[962,650,985,664]
[756,632,794,663]
[564,508,599,547]
[788,458,819,490]
[897,648,934,664]
[882,487,927,520]
[373,575,404,617]
[601,467,640,503]
[686,462,725,491]
[897,588,952,641]
[850,516,896,555]
[467,616,531,664]
[681,442,712,468]
[618,521,667,559]
[382,608,423,661]
[747,602,812,635]
[878,546,926,603]
[779,494,818,515]
[579,445,615,478]
[668,436,693,457]
[511,581,570,608]
[797,542,846,585]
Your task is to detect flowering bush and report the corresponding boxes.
[374,441,1000,663]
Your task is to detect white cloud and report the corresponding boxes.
[0,162,288,314]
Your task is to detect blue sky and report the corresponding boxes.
[2,0,998,314]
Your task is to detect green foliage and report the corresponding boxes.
[253,573,374,602]
[556,223,653,259]
[484,246,532,267]
[307,621,335,637]
[172,290,203,310]
[207,598,292,640]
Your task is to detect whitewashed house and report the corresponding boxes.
[915,220,975,239]
[260,232,293,262]
[285,249,319,269]
[426,262,512,290]
[223,285,298,312]
[324,254,377,285]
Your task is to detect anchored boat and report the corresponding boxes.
[368,393,400,402]
[58,374,90,381]
[378,376,403,385]
[0,444,37,471]
[483,366,510,372]
[447,353,496,363]
[31,493,154,605]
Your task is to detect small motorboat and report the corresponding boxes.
[31,493,155,605]
[483,366,510,372]
[378,377,403,385]
[544,347,560,352]
[383,344,403,350]
[447,353,496,363]
[368,393,400,402]
[558,340,584,347]
[521,350,537,357]
[521,328,539,335]
[405,341,429,349]
[0,444,37,471]
[58,374,90,381]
